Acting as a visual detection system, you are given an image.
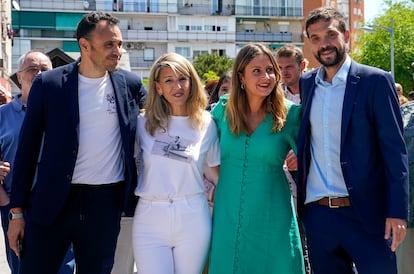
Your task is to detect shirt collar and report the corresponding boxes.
[10,94,26,112]
[315,55,351,85]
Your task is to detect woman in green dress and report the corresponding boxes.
[208,43,305,274]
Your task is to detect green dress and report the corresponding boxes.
[209,96,305,274]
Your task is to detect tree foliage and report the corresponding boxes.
[352,0,414,93]
[193,54,233,83]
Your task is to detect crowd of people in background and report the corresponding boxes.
[0,6,412,274]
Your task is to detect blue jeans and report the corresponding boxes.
[1,204,75,274]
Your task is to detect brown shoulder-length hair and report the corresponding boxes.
[227,43,287,135]
[144,52,208,136]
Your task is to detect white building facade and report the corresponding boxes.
[11,0,303,93]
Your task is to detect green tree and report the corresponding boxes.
[352,0,414,93]
[193,54,233,83]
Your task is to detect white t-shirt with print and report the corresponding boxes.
[72,73,124,185]
[135,112,220,199]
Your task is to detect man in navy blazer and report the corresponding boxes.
[7,12,146,274]
[297,7,408,274]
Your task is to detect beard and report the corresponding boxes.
[314,46,346,67]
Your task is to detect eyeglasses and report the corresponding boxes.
[20,66,50,75]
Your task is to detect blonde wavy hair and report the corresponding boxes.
[144,52,208,136]
[227,43,287,135]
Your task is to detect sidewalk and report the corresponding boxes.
[0,217,11,274]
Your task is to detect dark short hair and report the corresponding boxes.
[76,11,119,41]
[305,7,346,38]
[408,91,414,100]
[208,71,232,105]
[275,44,304,66]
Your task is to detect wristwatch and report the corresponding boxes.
[8,211,23,220]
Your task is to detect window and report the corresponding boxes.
[143,48,155,61]
[193,50,208,57]
[176,47,191,58]
[211,49,226,56]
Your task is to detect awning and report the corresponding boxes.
[56,13,85,31]
[14,11,55,29]
[63,41,80,52]
[237,17,270,22]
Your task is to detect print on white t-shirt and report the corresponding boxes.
[152,134,192,162]
[106,93,117,114]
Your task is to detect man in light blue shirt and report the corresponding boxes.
[305,56,350,204]
[297,7,408,274]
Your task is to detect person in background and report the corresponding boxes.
[297,7,408,274]
[275,44,307,105]
[407,90,414,101]
[206,71,232,111]
[397,100,414,274]
[208,43,304,274]
[132,52,220,274]
[204,79,218,103]
[0,89,12,105]
[275,43,306,204]
[275,43,311,274]
[0,51,75,274]
[0,50,52,274]
[7,12,146,274]
[396,83,409,105]
[203,71,232,213]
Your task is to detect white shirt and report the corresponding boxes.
[135,112,220,199]
[72,73,124,185]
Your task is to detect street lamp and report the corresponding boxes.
[361,18,395,79]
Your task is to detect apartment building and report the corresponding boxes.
[303,0,364,69]
[0,0,14,97]
[9,0,304,94]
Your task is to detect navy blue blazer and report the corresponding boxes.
[297,60,409,234]
[10,61,147,226]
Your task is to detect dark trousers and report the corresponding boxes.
[1,204,75,274]
[19,182,124,274]
[303,203,397,274]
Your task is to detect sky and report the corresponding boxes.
[364,0,383,22]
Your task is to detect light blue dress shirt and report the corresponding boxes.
[0,95,25,195]
[305,56,352,204]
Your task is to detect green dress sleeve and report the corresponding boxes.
[211,94,229,136]
[284,101,302,156]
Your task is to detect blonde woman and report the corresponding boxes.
[132,53,220,274]
[208,43,305,274]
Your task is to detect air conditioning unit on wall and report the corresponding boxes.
[125,42,145,50]
[135,42,145,50]
[125,42,134,50]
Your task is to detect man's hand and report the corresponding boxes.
[384,217,407,252]
[7,208,25,257]
[285,150,297,171]
[0,161,10,182]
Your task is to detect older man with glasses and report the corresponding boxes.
[0,50,75,274]
[0,50,52,274]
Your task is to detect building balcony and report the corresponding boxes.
[235,5,302,17]
[130,61,153,69]
[17,0,234,15]
[122,30,235,43]
[236,31,292,43]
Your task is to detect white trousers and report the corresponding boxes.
[132,194,211,274]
